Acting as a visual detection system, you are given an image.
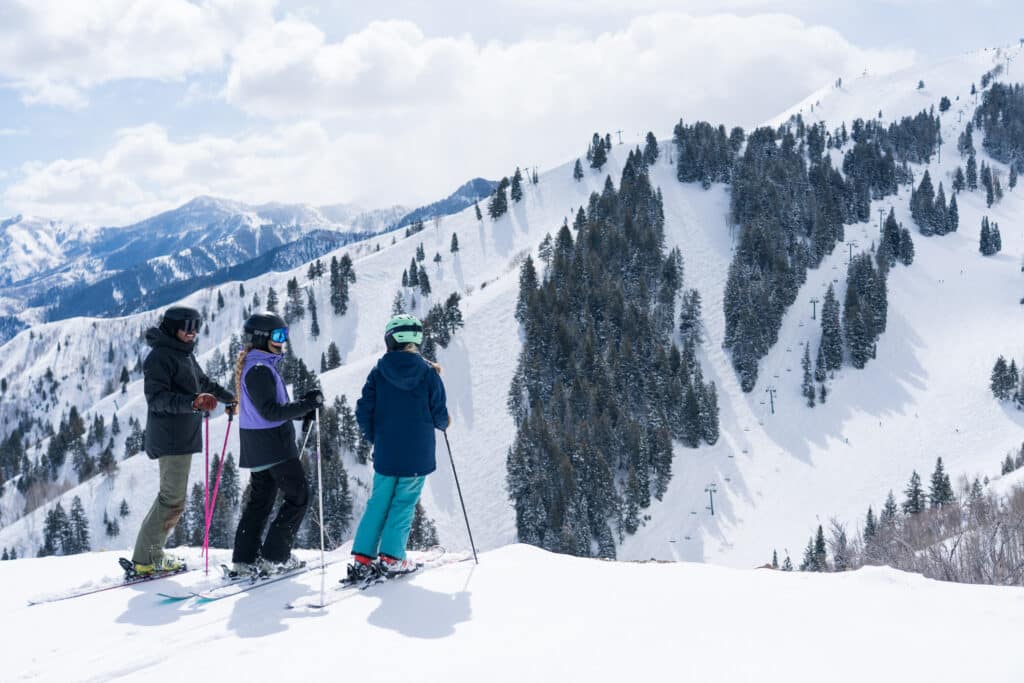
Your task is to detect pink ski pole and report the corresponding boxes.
[202,411,234,575]
[202,413,210,565]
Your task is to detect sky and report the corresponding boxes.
[0,0,1020,226]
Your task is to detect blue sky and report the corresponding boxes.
[0,0,1020,226]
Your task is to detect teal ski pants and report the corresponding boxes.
[352,473,426,560]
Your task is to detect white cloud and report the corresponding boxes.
[0,0,275,107]
[3,12,917,224]
[224,13,914,126]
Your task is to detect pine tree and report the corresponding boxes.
[326,342,342,370]
[407,258,419,287]
[119,499,130,517]
[511,167,524,203]
[573,158,584,182]
[643,131,659,166]
[820,284,842,372]
[991,356,1012,399]
[416,243,425,262]
[407,502,440,550]
[980,216,993,255]
[308,288,320,338]
[902,471,925,514]
[590,133,608,170]
[1011,165,1018,189]
[450,233,460,253]
[966,152,978,190]
[929,457,954,508]
[185,483,205,546]
[953,166,965,193]
[418,266,431,298]
[69,496,89,554]
[992,222,1002,253]
[487,178,510,219]
[897,227,915,265]
[771,549,779,569]
[474,202,482,221]
[880,491,898,529]
[863,506,878,545]
[266,287,279,313]
[781,554,793,571]
[516,256,538,323]
[947,194,958,232]
[801,342,816,407]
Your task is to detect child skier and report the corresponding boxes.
[349,314,449,581]
[230,312,323,576]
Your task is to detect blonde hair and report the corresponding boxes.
[234,345,252,402]
[405,344,443,375]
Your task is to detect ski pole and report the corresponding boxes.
[202,412,210,562]
[443,430,478,564]
[202,411,234,575]
[315,408,326,605]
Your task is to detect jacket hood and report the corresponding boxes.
[145,326,196,354]
[376,351,430,391]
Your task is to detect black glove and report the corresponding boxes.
[303,389,324,407]
[301,409,316,434]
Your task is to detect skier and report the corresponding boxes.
[230,312,323,576]
[347,314,450,582]
[132,306,235,576]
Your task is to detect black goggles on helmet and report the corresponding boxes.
[270,327,288,343]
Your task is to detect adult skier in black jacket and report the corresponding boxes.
[131,306,235,575]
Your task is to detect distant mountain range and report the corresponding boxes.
[0,180,496,339]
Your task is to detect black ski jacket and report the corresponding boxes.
[142,327,234,458]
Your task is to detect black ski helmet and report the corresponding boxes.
[160,306,201,336]
[243,312,287,350]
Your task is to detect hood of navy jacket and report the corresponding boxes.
[376,351,430,391]
[144,326,196,354]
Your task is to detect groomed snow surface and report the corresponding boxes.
[3,543,1023,682]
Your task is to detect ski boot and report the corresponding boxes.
[342,554,381,585]
[377,553,420,577]
[124,555,186,578]
[256,554,305,577]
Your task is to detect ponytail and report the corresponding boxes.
[234,344,253,404]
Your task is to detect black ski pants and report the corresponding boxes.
[232,458,308,564]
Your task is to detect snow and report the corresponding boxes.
[2,543,1023,682]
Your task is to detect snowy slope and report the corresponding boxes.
[3,45,1024,574]
[620,44,1024,566]
[3,544,1023,682]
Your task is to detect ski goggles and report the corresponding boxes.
[270,327,289,343]
[179,318,201,334]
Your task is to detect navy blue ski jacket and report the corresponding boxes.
[356,350,449,477]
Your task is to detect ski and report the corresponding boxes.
[188,558,342,602]
[27,558,192,606]
[287,549,470,610]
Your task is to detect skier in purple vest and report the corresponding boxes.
[230,312,323,576]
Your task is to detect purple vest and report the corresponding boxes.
[240,350,289,430]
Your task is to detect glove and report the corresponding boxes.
[224,403,237,417]
[301,409,315,434]
[303,389,324,407]
[192,393,218,412]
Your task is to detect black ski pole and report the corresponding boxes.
[443,430,478,564]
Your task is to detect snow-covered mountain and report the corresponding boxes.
[1,44,1024,579]
[0,197,403,329]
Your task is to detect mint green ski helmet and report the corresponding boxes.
[385,313,423,350]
